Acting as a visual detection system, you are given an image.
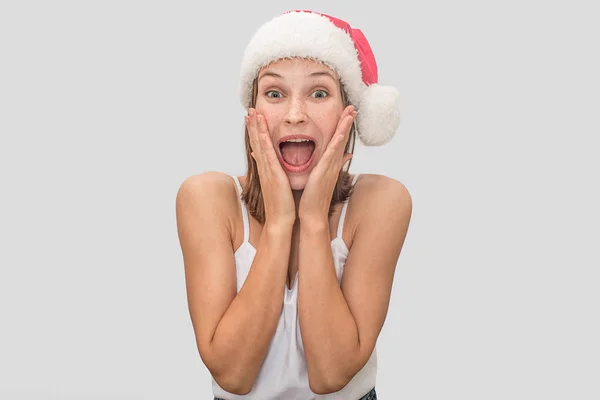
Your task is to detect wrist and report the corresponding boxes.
[264,220,295,236]
[299,214,329,233]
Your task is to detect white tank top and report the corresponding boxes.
[212,173,377,400]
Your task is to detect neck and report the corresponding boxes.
[292,189,303,222]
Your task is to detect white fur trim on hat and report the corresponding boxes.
[239,11,364,110]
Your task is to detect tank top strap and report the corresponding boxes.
[337,173,361,239]
[230,175,250,243]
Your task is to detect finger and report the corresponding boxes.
[322,130,347,165]
[343,104,355,118]
[251,110,269,172]
[334,105,355,132]
[248,111,265,174]
[323,114,354,167]
[256,115,269,155]
[335,114,355,147]
[247,109,259,154]
[257,115,280,168]
[332,110,355,143]
[252,109,265,154]
[246,117,255,156]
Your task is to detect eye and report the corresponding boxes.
[312,90,328,99]
[265,90,282,98]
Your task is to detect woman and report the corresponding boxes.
[176,10,412,400]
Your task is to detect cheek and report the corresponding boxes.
[255,105,283,137]
[312,106,342,137]
[264,115,282,138]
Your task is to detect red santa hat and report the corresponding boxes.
[239,9,401,146]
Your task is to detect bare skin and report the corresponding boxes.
[232,173,361,291]
[177,57,412,394]
[177,169,411,393]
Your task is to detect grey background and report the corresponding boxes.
[1,0,598,399]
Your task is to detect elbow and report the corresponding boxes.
[200,344,257,395]
[308,372,351,395]
[203,354,256,395]
[212,371,255,395]
[308,356,364,394]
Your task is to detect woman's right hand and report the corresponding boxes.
[246,108,296,227]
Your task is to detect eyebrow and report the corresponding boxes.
[258,71,283,81]
[258,70,337,82]
[309,71,337,80]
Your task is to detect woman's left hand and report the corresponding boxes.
[298,105,357,223]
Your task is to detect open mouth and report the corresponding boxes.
[278,137,316,172]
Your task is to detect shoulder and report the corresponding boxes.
[177,170,235,189]
[352,173,412,228]
[175,171,238,227]
[353,173,412,207]
[176,171,236,203]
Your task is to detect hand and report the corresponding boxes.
[298,105,356,222]
[246,108,296,227]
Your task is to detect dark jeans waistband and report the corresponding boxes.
[359,387,377,400]
[214,387,376,400]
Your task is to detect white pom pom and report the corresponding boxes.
[356,84,401,146]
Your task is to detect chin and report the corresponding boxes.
[287,174,308,191]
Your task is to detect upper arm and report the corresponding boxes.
[176,171,238,367]
[340,175,413,366]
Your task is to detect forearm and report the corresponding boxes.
[297,219,360,393]
[209,223,292,394]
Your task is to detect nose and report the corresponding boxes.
[284,96,307,125]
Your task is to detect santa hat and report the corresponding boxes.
[239,10,401,146]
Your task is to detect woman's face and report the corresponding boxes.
[254,57,346,190]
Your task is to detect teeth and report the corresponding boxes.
[284,138,312,143]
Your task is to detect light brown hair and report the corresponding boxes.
[241,71,357,225]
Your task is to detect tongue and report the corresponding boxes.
[281,142,314,166]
